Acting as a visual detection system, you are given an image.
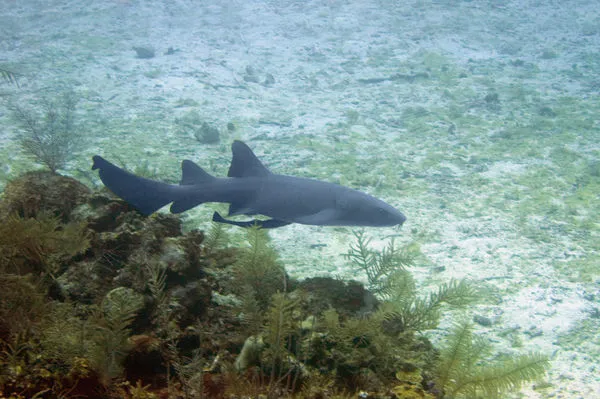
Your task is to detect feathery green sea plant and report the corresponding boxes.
[0,274,47,341]
[310,306,425,389]
[378,278,479,332]
[238,286,264,337]
[146,262,167,306]
[319,307,381,357]
[203,219,229,255]
[10,92,80,173]
[143,260,181,395]
[232,226,285,310]
[0,212,90,278]
[436,320,549,398]
[91,287,144,382]
[39,302,95,370]
[144,260,206,396]
[1,327,93,398]
[346,230,418,297]
[0,67,19,86]
[263,292,302,394]
[348,231,478,332]
[171,342,206,398]
[115,380,158,399]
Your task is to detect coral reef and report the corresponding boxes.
[0,170,90,221]
[0,171,549,398]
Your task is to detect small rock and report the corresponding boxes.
[132,46,155,59]
[473,314,493,327]
[263,73,275,86]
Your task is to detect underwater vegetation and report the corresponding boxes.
[0,68,19,87]
[0,170,549,398]
[435,321,548,399]
[8,91,81,173]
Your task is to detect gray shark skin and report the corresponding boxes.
[91,140,406,228]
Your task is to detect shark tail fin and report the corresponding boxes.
[92,156,177,216]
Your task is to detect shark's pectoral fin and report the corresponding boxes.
[293,209,340,225]
[92,156,176,216]
[228,202,257,216]
[212,212,291,229]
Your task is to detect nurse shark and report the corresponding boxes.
[92,140,406,229]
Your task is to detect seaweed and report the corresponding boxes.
[237,286,264,337]
[435,320,549,398]
[0,331,95,398]
[91,287,144,382]
[115,380,158,399]
[0,212,90,278]
[232,226,286,310]
[392,369,436,399]
[346,229,418,297]
[0,67,19,87]
[141,260,180,392]
[262,292,303,393]
[317,307,381,360]
[375,278,479,333]
[1,293,100,397]
[143,259,208,397]
[10,91,80,173]
[39,302,93,368]
[348,231,478,333]
[297,373,340,398]
[308,305,436,394]
[0,274,47,341]
[170,343,206,397]
[203,219,229,255]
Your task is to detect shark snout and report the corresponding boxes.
[395,211,407,226]
[370,202,406,227]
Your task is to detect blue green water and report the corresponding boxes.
[1,1,599,397]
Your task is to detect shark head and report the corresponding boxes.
[328,189,406,227]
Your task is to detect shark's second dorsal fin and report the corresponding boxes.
[181,160,216,185]
[228,140,271,178]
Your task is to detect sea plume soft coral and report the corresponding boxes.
[10,91,80,173]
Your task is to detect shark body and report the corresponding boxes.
[92,140,406,228]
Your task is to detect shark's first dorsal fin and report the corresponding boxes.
[181,160,216,185]
[228,140,271,178]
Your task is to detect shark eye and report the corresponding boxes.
[378,208,392,218]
